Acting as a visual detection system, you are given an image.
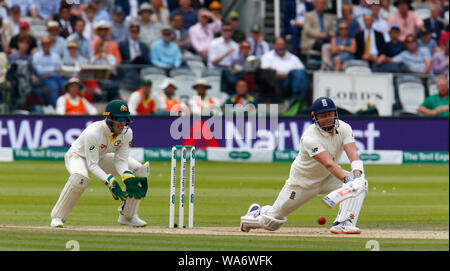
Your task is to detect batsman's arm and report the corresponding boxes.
[344,142,363,176]
[313,151,347,182]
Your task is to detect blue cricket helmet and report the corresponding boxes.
[311,97,339,132]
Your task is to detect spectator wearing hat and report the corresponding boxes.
[151,25,182,71]
[4,0,32,17]
[56,77,98,115]
[419,28,439,55]
[63,41,88,68]
[170,13,192,53]
[387,0,424,42]
[417,76,449,117]
[225,79,258,110]
[53,4,77,39]
[385,25,405,58]
[92,20,122,64]
[2,4,22,48]
[30,0,61,21]
[189,78,222,116]
[8,21,37,55]
[119,23,150,64]
[172,0,198,30]
[189,8,222,59]
[424,5,445,42]
[128,77,157,115]
[282,0,314,56]
[227,11,246,44]
[208,0,223,22]
[32,35,66,106]
[208,22,239,68]
[82,4,98,42]
[67,19,94,60]
[138,2,163,50]
[301,0,334,55]
[110,6,128,44]
[155,78,182,114]
[151,0,170,25]
[247,24,270,59]
[38,21,68,59]
[432,36,448,75]
[82,0,111,24]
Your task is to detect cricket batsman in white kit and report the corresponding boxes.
[240,97,368,234]
[50,100,150,227]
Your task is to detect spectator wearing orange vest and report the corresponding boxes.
[56,77,98,115]
[155,78,183,115]
[189,78,222,116]
[128,77,156,115]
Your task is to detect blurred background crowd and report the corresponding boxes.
[0,0,448,117]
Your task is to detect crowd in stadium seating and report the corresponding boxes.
[0,0,448,117]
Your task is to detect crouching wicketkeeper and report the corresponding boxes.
[50,100,149,227]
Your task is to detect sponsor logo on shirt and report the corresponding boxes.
[312,147,318,154]
[114,140,122,147]
[89,145,95,151]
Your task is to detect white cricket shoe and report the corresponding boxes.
[240,203,261,232]
[118,214,147,227]
[330,220,361,234]
[50,218,64,228]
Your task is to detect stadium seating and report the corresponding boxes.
[427,77,438,96]
[170,69,198,103]
[395,75,426,115]
[344,60,372,74]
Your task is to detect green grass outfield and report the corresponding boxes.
[0,161,448,251]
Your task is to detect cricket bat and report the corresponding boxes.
[322,186,354,208]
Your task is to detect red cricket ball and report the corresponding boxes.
[318,216,326,225]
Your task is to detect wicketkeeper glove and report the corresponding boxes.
[105,175,128,201]
[122,170,148,199]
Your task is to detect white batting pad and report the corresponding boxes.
[120,198,141,219]
[51,173,91,222]
[334,189,367,226]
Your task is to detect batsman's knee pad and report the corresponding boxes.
[133,162,149,178]
[119,198,141,219]
[51,174,91,222]
[259,205,287,231]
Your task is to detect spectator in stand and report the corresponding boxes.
[189,78,222,116]
[439,25,449,47]
[385,33,432,74]
[151,0,170,25]
[189,8,222,60]
[32,35,66,106]
[301,0,334,55]
[4,0,32,17]
[155,78,182,115]
[385,25,405,58]
[90,39,118,74]
[30,0,61,21]
[8,21,37,55]
[83,4,97,42]
[261,37,308,101]
[7,34,39,87]
[92,20,122,64]
[225,79,258,110]
[138,3,163,50]
[67,19,94,60]
[208,22,239,68]
[170,13,192,53]
[82,0,110,24]
[337,3,361,39]
[221,40,252,95]
[119,23,150,64]
[424,5,445,42]
[387,0,424,42]
[417,76,449,117]
[172,0,198,30]
[352,0,371,23]
[63,41,88,67]
[282,0,314,56]
[208,0,223,22]
[151,25,182,71]
[40,20,68,59]
[0,2,7,22]
[432,37,449,75]
[379,0,398,21]
[2,5,22,49]
[228,11,246,44]
[128,77,156,115]
[418,29,439,55]
[369,5,390,42]
[110,6,128,44]
[330,21,357,71]
[247,24,270,59]
[53,4,77,39]
[56,77,98,115]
